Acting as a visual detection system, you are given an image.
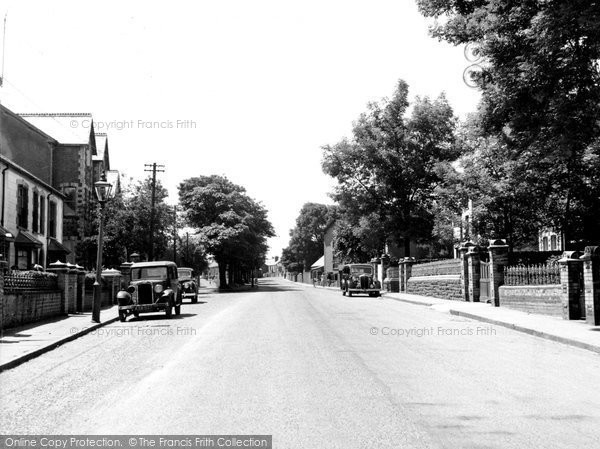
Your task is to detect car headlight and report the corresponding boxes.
[154,284,164,294]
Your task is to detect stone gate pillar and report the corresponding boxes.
[581,247,600,325]
[402,257,415,294]
[48,261,77,315]
[459,242,474,302]
[467,246,481,302]
[488,239,509,307]
[559,251,583,320]
[75,264,85,313]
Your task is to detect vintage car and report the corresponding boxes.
[116,261,182,321]
[177,267,198,303]
[340,263,381,297]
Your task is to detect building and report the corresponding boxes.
[262,258,283,277]
[0,106,68,268]
[539,229,562,252]
[18,113,98,265]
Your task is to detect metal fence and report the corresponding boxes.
[503,263,560,286]
[4,271,59,292]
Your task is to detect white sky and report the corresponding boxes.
[0,0,480,258]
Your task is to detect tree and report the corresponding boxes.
[322,79,458,256]
[418,0,600,248]
[281,203,337,272]
[77,176,174,268]
[106,176,173,262]
[178,175,274,288]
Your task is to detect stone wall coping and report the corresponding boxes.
[408,274,461,282]
[500,284,562,290]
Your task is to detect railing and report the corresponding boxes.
[4,271,59,292]
[503,263,560,286]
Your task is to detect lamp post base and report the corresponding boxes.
[92,281,102,323]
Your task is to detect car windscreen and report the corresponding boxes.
[177,269,193,279]
[132,267,168,280]
[350,266,373,275]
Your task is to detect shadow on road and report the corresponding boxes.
[127,312,197,322]
[215,279,304,294]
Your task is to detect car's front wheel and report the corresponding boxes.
[165,300,173,319]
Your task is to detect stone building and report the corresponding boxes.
[18,113,98,265]
[0,106,67,268]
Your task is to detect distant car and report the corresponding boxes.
[177,267,198,303]
[116,261,182,321]
[340,263,381,297]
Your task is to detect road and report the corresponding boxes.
[1,278,600,448]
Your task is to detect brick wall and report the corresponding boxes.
[407,275,462,301]
[2,291,63,328]
[499,285,563,317]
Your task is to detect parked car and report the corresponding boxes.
[116,261,182,321]
[340,263,381,297]
[177,267,198,303]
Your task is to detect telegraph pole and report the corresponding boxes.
[173,205,177,264]
[144,163,165,261]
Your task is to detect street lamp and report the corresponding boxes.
[92,173,113,323]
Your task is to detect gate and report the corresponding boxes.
[480,261,491,303]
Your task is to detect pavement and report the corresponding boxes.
[310,282,600,355]
[0,280,219,372]
[2,279,600,374]
[0,306,120,372]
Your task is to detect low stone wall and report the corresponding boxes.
[407,275,462,301]
[412,259,461,277]
[2,290,63,328]
[499,285,562,317]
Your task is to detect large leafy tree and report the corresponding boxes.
[178,175,274,288]
[281,203,337,272]
[418,0,600,248]
[77,176,173,268]
[322,80,458,256]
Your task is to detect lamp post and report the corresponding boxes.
[92,173,113,323]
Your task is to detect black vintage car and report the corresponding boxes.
[116,261,182,321]
[177,267,198,303]
[340,263,382,297]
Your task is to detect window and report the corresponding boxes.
[543,236,549,251]
[32,192,39,233]
[16,249,29,270]
[17,184,29,229]
[40,197,45,234]
[49,201,57,238]
[551,235,557,251]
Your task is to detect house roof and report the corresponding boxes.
[310,255,325,269]
[0,156,65,199]
[18,113,94,147]
[48,238,70,254]
[93,133,109,169]
[0,225,15,241]
[15,230,43,248]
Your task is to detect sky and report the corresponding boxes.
[0,0,480,258]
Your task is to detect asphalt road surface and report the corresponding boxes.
[1,278,600,448]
